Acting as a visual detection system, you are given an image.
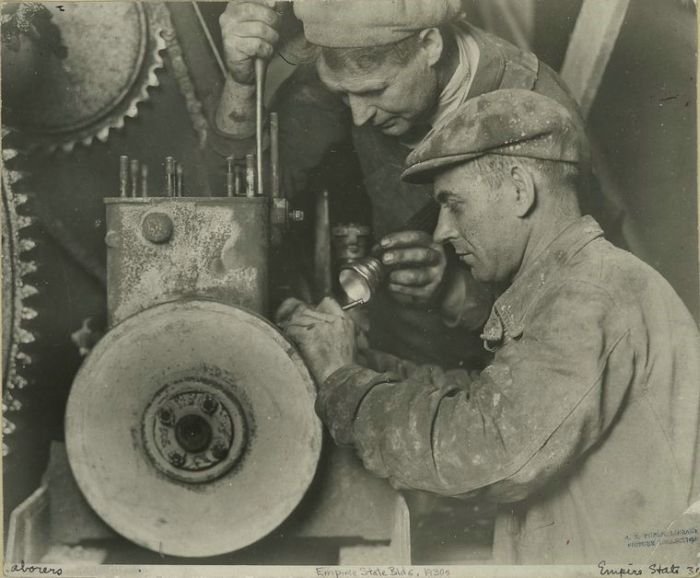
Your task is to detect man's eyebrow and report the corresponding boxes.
[435,190,455,203]
[336,80,388,95]
[317,67,387,94]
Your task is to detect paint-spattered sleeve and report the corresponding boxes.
[316,282,635,500]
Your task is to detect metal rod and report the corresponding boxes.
[270,112,280,198]
[141,165,149,198]
[226,157,234,197]
[234,164,243,196]
[342,299,365,311]
[165,157,175,197]
[314,189,332,300]
[245,154,256,198]
[130,159,140,198]
[191,1,228,79]
[119,155,129,198]
[255,58,266,197]
[176,163,184,197]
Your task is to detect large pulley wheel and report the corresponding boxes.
[65,300,322,557]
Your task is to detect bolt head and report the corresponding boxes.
[142,212,174,244]
[201,396,218,415]
[104,230,120,248]
[158,407,174,426]
[168,452,185,467]
[211,443,228,461]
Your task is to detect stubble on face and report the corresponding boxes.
[317,49,440,136]
[433,164,516,284]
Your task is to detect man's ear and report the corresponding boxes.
[418,28,444,67]
[510,165,536,218]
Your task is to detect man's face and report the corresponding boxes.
[433,162,521,284]
[317,45,439,137]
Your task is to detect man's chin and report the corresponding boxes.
[380,121,410,136]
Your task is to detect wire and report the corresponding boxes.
[191,1,227,79]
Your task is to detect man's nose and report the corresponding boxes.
[433,207,456,245]
[347,95,375,127]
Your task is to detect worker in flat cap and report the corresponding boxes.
[281,90,700,564]
[216,0,598,372]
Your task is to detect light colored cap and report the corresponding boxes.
[294,0,464,48]
[402,89,589,184]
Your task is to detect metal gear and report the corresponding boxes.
[1,128,39,457]
[4,2,166,154]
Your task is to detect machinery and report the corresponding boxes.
[6,83,409,567]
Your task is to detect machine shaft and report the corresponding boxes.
[119,155,129,198]
[255,59,266,198]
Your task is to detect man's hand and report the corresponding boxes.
[379,231,447,306]
[220,0,281,85]
[280,297,356,384]
[274,296,307,325]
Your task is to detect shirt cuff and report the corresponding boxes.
[216,77,258,139]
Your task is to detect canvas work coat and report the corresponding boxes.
[316,217,700,564]
[271,23,595,368]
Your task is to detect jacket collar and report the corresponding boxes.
[461,23,507,99]
[481,216,604,349]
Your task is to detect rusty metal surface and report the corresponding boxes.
[7,3,166,153]
[64,299,322,557]
[105,197,269,326]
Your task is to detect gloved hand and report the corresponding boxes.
[220,0,282,85]
[378,230,447,306]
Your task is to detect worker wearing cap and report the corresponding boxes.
[216,0,593,369]
[281,90,700,564]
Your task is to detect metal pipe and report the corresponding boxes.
[130,159,140,198]
[245,154,256,198]
[270,112,280,198]
[176,163,184,197]
[313,189,332,300]
[234,164,243,196]
[141,165,149,198]
[226,157,234,197]
[342,299,365,311]
[255,58,266,197]
[165,157,175,197]
[119,155,129,198]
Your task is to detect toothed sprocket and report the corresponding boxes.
[4,2,165,154]
[2,130,38,457]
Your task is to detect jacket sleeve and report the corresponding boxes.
[271,64,352,196]
[317,281,635,501]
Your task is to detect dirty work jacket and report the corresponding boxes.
[316,216,700,564]
[272,23,586,368]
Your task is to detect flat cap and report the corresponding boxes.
[402,89,588,184]
[294,0,464,48]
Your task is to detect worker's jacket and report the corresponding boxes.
[316,216,700,564]
[271,23,596,368]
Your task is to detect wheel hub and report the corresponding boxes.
[143,379,247,484]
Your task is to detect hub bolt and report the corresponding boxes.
[201,396,218,415]
[168,451,185,467]
[211,443,228,460]
[158,407,174,426]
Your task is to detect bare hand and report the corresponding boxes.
[220,0,281,85]
[274,296,307,325]
[379,231,447,306]
[281,297,356,383]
